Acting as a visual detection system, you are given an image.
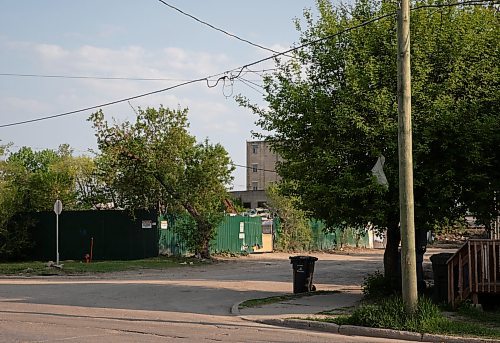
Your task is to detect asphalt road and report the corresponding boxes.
[0,250,408,342]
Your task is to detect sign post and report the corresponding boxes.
[53,199,63,265]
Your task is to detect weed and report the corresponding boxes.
[361,270,395,299]
[324,296,500,339]
[239,290,340,309]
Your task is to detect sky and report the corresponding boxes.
[0,0,322,190]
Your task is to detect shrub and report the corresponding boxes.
[361,270,395,299]
[339,297,443,333]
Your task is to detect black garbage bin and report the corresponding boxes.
[430,253,453,303]
[289,256,318,294]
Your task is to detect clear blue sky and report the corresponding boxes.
[0,0,324,190]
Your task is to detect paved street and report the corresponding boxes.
[0,250,408,342]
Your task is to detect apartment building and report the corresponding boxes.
[246,140,281,191]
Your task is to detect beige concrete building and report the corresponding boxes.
[246,141,282,191]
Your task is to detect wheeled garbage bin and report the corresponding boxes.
[289,256,318,293]
[430,253,453,304]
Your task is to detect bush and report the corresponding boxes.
[361,271,395,299]
[338,297,443,333]
[0,214,35,261]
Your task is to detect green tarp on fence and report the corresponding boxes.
[28,210,159,261]
[159,215,262,255]
[274,218,370,251]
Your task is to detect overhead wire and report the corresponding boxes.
[0,72,262,82]
[0,76,216,128]
[238,78,266,96]
[156,0,293,57]
[0,0,497,129]
[0,10,395,129]
[233,163,277,173]
[238,77,265,90]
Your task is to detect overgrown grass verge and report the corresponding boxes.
[239,290,340,309]
[0,256,203,275]
[317,297,500,340]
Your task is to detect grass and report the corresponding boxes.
[316,296,500,340]
[456,304,500,327]
[0,256,203,275]
[239,290,340,309]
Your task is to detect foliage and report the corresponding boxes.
[0,144,98,260]
[89,106,234,258]
[239,290,339,309]
[330,297,500,338]
[432,217,467,237]
[458,302,500,323]
[170,214,222,257]
[237,0,499,278]
[337,297,442,332]
[267,184,312,251]
[361,270,395,299]
[0,256,203,275]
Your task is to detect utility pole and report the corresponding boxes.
[397,0,418,312]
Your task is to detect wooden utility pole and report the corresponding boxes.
[397,0,418,312]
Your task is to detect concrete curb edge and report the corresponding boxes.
[230,301,244,316]
[255,318,499,343]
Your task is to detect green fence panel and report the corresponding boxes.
[28,210,158,261]
[213,215,262,253]
[158,214,189,256]
[275,218,370,251]
[158,215,263,255]
[309,219,337,250]
[333,226,370,248]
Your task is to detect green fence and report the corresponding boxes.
[28,210,159,261]
[275,218,370,251]
[159,215,262,255]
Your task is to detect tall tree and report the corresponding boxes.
[267,184,312,251]
[238,0,499,281]
[89,106,234,258]
[0,144,88,259]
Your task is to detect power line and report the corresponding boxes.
[238,77,265,90]
[412,0,500,10]
[226,0,498,80]
[0,77,217,128]
[237,77,266,96]
[0,72,262,82]
[233,163,277,173]
[0,0,496,129]
[0,72,190,81]
[156,0,287,56]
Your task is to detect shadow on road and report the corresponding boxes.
[0,252,384,315]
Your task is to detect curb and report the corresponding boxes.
[230,301,244,316]
[254,318,499,343]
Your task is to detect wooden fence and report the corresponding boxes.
[447,239,500,307]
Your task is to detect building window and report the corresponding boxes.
[252,163,258,173]
[252,144,258,154]
[252,181,258,191]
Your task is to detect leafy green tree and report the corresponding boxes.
[89,106,234,258]
[267,184,312,251]
[0,144,97,259]
[238,0,499,281]
[6,146,81,210]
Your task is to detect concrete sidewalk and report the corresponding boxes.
[232,291,499,343]
[234,290,362,319]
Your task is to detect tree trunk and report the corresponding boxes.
[384,223,401,290]
[196,219,212,259]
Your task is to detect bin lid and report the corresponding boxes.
[289,255,318,261]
